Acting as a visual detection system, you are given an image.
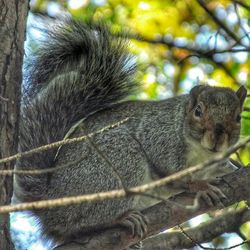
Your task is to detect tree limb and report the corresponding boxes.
[54,166,250,250]
[142,206,250,249]
[1,136,250,214]
[124,33,242,86]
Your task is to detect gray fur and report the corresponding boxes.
[13,19,246,246]
[15,19,137,201]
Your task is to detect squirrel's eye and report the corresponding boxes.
[194,104,202,118]
[236,115,241,122]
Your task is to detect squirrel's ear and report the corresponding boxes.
[188,85,208,111]
[236,86,247,107]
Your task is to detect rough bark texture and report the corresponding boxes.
[142,206,250,249]
[0,0,28,249]
[54,167,250,250]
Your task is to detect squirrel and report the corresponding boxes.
[12,19,247,248]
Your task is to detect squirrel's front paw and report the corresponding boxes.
[196,183,227,208]
[126,241,143,250]
[117,210,148,239]
[188,180,227,208]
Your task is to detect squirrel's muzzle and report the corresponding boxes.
[201,128,229,153]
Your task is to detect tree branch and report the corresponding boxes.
[0,118,129,165]
[124,33,242,86]
[234,0,250,11]
[1,136,250,214]
[142,206,250,249]
[197,0,241,45]
[53,166,250,250]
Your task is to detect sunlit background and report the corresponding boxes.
[11,0,250,249]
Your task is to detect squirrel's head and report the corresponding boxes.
[185,85,247,152]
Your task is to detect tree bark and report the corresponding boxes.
[0,0,28,249]
[142,206,250,249]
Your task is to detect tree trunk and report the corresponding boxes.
[0,0,28,249]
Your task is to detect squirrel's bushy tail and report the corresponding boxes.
[14,19,137,201]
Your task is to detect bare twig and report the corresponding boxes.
[142,207,250,250]
[234,0,250,11]
[197,0,241,45]
[236,229,250,248]
[84,126,128,191]
[233,1,250,44]
[0,155,87,175]
[54,166,250,250]
[132,33,240,85]
[0,118,129,166]
[1,135,250,214]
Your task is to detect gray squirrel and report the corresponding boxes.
[13,19,247,248]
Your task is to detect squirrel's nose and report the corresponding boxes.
[215,123,224,136]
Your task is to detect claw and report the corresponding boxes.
[208,184,227,199]
[117,210,148,239]
[196,183,227,208]
[187,180,227,208]
[127,242,143,250]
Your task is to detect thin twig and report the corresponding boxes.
[0,135,250,214]
[234,0,250,11]
[0,118,129,165]
[0,155,87,175]
[197,0,241,45]
[233,2,250,44]
[84,125,128,191]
